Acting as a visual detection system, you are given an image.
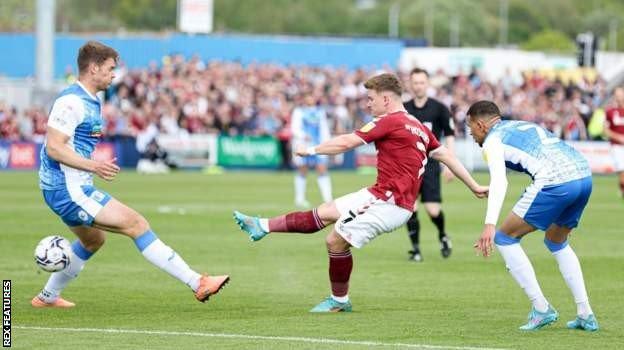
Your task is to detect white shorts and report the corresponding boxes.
[334,188,412,249]
[611,144,624,172]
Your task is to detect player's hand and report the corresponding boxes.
[294,145,315,157]
[94,157,120,181]
[471,185,489,198]
[474,225,495,258]
[294,145,307,157]
[442,166,455,182]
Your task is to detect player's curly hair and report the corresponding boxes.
[467,100,501,119]
[77,41,119,74]
[364,73,403,96]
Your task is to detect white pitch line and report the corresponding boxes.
[14,325,510,350]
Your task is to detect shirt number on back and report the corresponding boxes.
[416,142,428,178]
[517,124,560,145]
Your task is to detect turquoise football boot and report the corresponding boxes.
[567,314,599,332]
[309,297,352,313]
[519,306,559,331]
[233,211,267,241]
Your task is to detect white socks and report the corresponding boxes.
[295,174,307,204]
[496,242,550,312]
[140,239,201,292]
[295,173,333,204]
[552,245,593,318]
[259,218,270,233]
[331,294,349,303]
[39,246,88,303]
[135,231,201,292]
[317,174,333,203]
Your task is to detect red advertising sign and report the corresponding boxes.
[92,143,115,162]
[9,143,37,169]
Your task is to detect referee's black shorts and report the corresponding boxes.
[419,160,442,203]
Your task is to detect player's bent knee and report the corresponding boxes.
[81,234,106,252]
[317,202,340,223]
[325,232,349,251]
[494,230,521,246]
[124,214,150,237]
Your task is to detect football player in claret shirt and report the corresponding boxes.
[234,73,487,312]
[469,100,598,331]
[605,87,624,198]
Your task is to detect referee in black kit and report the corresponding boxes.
[404,68,455,262]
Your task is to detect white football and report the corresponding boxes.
[34,235,71,272]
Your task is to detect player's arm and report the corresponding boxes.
[46,95,119,181]
[45,128,118,181]
[474,136,508,257]
[430,145,487,198]
[295,133,365,156]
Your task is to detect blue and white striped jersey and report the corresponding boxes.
[39,82,103,190]
[291,106,330,145]
[483,120,590,186]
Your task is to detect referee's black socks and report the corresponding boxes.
[407,211,420,249]
[430,211,446,240]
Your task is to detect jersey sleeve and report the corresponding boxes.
[354,116,393,144]
[439,103,455,136]
[47,95,85,137]
[482,136,508,225]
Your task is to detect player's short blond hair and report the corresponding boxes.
[364,73,403,97]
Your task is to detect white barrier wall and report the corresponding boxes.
[454,139,615,174]
[399,48,624,82]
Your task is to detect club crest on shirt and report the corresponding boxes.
[91,124,102,137]
[359,121,376,133]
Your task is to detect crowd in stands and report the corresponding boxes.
[0,55,611,143]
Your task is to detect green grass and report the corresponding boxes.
[1,171,623,349]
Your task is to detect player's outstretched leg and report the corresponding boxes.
[234,208,327,241]
[233,211,268,241]
[310,231,353,313]
[544,236,599,332]
[32,227,104,308]
[494,230,557,330]
[133,230,229,302]
[97,198,229,303]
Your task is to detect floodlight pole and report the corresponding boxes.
[36,0,55,91]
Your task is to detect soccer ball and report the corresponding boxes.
[34,236,71,272]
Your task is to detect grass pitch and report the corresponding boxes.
[2,170,623,349]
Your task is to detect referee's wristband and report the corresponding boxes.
[306,146,317,156]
